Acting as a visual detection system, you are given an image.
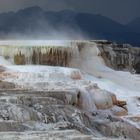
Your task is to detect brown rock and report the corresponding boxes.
[109,93,117,105]
[0,81,15,89]
[116,100,127,107]
[111,105,128,116]
[0,66,5,72]
[127,115,140,122]
[70,70,81,80]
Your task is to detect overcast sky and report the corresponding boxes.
[0,0,139,24]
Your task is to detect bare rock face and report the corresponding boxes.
[111,105,128,116]
[0,90,93,134]
[96,41,140,73]
[94,119,140,140]
[0,40,139,140]
[115,100,127,107]
[0,89,137,140]
[92,90,113,110]
[70,70,82,80]
[0,81,15,89]
[0,66,5,72]
[0,130,131,140]
[0,42,77,66]
[91,111,140,140]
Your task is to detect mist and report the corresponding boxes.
[0,12,90,40]
[0,27,89,40]
[0,28,89,40]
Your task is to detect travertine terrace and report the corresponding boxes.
[0,40,140,140]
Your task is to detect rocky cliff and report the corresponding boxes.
[96,40,140,74]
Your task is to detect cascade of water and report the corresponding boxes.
[79,86,97,112]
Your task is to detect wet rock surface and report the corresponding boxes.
[0,66,5,72]
[0,90,138,140]
[0,81,15,89]
[96,41,140,73]
[0,41,140,139]
[0,90,93,133]
[0,66,138,139]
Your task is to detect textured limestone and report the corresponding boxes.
[0,41,139,139]
[96,41,140,73]
[0,66,5,72]
[0,81,15,89]
[0,130,132,140]
[0,42,78,66]
[0,89,136,139]
[111,105,128,116]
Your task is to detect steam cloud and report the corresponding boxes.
[0,10,89,40]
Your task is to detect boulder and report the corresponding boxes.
[111,105,128,116]
[116,100,127,107]
[92,90,113,110]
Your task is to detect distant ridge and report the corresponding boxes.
[0,6,140,46]
[127,17,140,32]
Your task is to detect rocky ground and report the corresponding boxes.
[96,40,140,73]
[0,67,139,140]
[0,41,140,140]
[0,87,136,140]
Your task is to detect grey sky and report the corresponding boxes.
[0,0,139,24]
